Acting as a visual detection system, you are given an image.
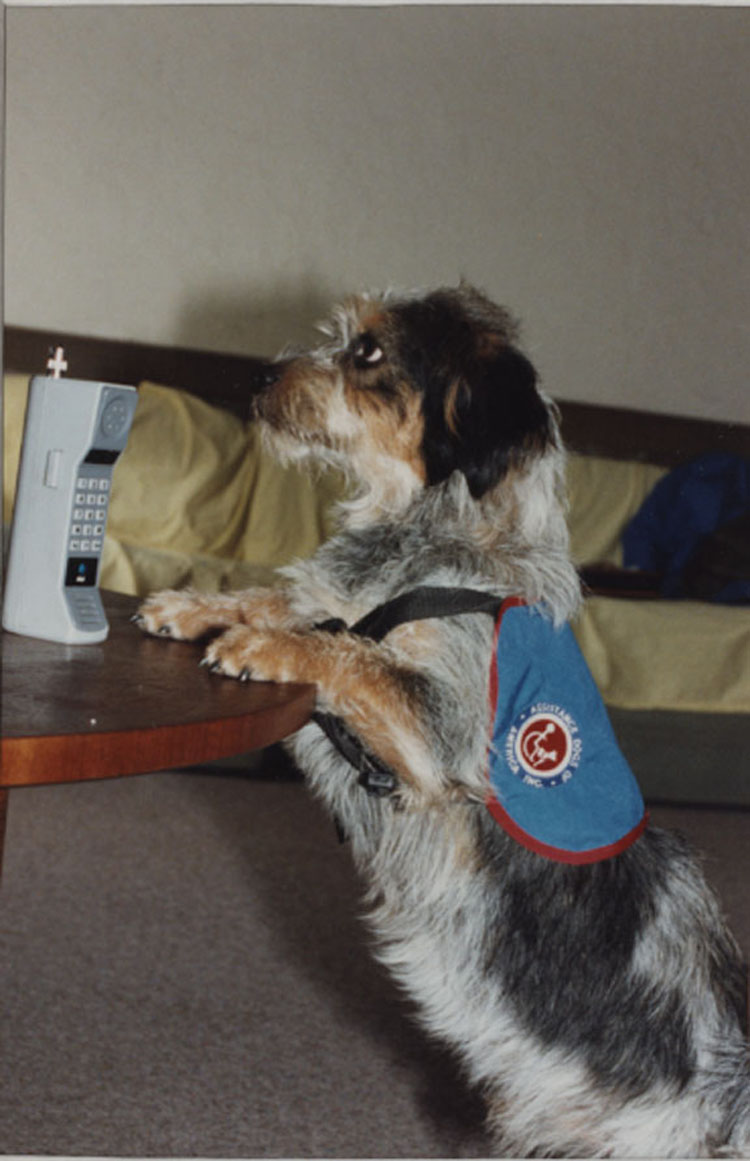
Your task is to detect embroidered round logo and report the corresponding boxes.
[505,703,582,788]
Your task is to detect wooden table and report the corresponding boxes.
[0,590,316,872]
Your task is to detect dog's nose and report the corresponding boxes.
[259,362,282,388]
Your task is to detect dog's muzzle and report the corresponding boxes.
[250,362,286,422]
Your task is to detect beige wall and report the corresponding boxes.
[5,4,749,422]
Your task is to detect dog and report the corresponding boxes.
[137,284,750,1157]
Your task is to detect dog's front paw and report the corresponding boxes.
[202,624,301,684]
[135,589,235,641]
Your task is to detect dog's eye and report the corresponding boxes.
[352,334,385,369]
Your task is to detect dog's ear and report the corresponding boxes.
[420,338,552,500]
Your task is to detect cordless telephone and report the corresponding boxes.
[2,348,138,643]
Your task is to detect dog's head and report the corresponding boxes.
[254,283,560,525]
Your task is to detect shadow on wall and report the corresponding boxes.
[176,275,343,359]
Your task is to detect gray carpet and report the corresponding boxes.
[1,761,748,1158]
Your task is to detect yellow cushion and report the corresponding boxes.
[106,381,252,559]
[3,373,31,525]
[566,453,667,566]
[100,537,283,597]
[574,597,750,713]
[106,381,345,585]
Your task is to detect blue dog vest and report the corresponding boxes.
[486,598,647,864]
[314,585,647,863]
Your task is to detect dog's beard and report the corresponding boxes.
[257,415,341,472]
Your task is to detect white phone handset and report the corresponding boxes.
[2,349,137,643]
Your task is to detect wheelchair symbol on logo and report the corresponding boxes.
[506,704,582,787]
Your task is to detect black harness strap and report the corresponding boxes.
[348,585,504,642]
[312,586,503,797]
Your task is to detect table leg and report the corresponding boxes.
[0,789,7,882]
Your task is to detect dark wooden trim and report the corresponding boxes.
[557,399,750,467]
[5,325,748,465]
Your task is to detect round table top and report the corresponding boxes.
[1,590,316,788]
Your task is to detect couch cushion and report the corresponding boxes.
[566,453,667,566]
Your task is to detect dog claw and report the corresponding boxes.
[239,668,252,682]
[157,625,172,636]
[130,613,145,626]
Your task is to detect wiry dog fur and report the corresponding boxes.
[138,284,750,1157]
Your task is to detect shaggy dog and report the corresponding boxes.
[137,284,750,1157]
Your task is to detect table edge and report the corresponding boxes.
[1,683,316,788]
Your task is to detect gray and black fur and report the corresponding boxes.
[138,284,750,1157]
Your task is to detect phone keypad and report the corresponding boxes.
[68,475,110,555]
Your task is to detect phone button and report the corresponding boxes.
[44,449,63,488]
[65,557,98,587]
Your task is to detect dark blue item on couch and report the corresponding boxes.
[622,454,750,603]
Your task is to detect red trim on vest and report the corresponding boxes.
[485,796,649,865]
